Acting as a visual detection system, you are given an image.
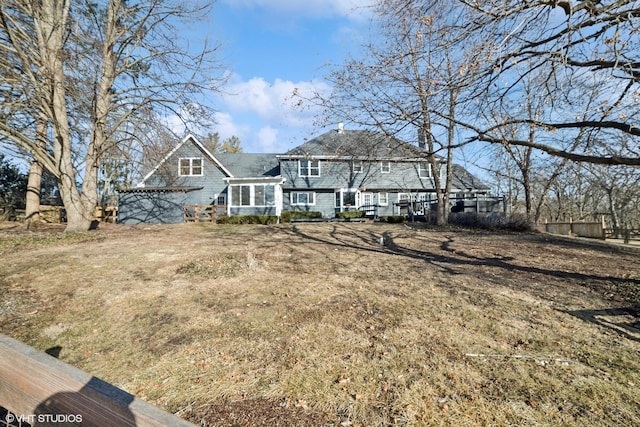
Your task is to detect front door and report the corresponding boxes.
[361,192,374,216]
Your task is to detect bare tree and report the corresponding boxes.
[0,0,224,231]
[462,0,640,166]
[310,0,485,224]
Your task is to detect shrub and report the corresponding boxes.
[217,215,278,225]
[335,210,365,219]
[280,211,323,223]
[448,212,506,229]
[380,215,406,223]
[505,213,534,232]
[448,212,535,232]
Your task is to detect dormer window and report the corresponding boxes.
[179,158,203,176]
[299,160,320,177]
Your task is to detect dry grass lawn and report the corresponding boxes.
[1,222,639,426]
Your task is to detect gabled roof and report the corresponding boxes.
[451,164,491,192]
[278,129,437,161]
[137,134,233,187]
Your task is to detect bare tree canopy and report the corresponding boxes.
[317,1,640,169]
[461,0,640,165]
[0,0,224,231]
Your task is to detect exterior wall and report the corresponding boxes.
[229,206,278,216]
[118,190,203,224]
[282,189,334,218]
[282,189,399,218]
[144,141,228,205]
[280,158,444,192]
[280,157,446,219]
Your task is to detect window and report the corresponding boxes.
[299,160,320,177]
[381,161,391,173]
[419,163,433,179]
[291,192,315,205]
[378,192,388,206]
[231,185,251,206]
[216,194,226,206]
[230,184,275,207]
[179,158,203,176]
[335,189,357,211]
[352,161,363,173]
[254,184,275,206]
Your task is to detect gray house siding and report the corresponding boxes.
[279,156,447,218]
[118,189,202,224]
[282,189,335,218]
[280,158,443,192]
[229,206,278,216]
[144,141,229,205]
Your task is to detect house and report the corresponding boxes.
[118,125,494,224]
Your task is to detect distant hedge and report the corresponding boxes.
[217,215,278,225]
[280,211,323,222]
[216,211,324,224]
[335,210,365,219]
[380,215,406,223]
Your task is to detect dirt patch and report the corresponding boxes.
[183,398,334,426]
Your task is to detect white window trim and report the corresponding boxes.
[335,188,358,211]
[381,161,391,173]
[352,160,363,173]
[378,192,389,206]
[231,184,251,207]
[298,160,321,177]
[290,191,316,206]
[178,157,203,176]
[419,163,433,179]
[230,183,276,207]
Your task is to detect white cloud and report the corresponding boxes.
[221,75,332,128]
[213,111,250,141]
[221,0,375,20]
[256,126,280,152]
[211,75,336,153]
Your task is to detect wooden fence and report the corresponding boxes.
[542,218,640,244]
[0,334,194,427]
[94,206,118,223]
[183,204,226,223]
[542,217,606,239]
[605,228,640,244]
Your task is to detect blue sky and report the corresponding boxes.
[198,0,375,153]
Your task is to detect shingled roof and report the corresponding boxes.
[215,153,280,178]
[279,129,435,160]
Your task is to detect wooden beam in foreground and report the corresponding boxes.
[0,334,195,427]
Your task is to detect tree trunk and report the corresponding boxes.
[24,159,42,227]
[35,0,94,232]
[24,118,48,228]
